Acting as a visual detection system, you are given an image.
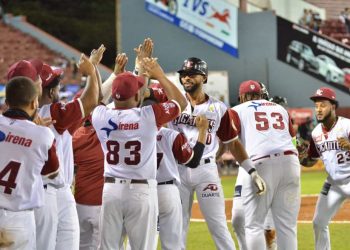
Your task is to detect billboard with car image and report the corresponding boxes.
[277,16,350,94]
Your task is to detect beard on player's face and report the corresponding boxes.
[181,75,204,94]
[316,107,332,123]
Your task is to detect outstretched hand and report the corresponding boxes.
[33,114,56,127]
[77,54,95,76]
[142,57,164,80]
[114,53,128,75]
[89,44,106,65]
[338,137,350,151]
[134,38,154,73]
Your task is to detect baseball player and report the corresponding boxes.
[230,80,300,250]
[92,58,187,250]
[0,76,59,249]
[156,115,208,250]
[298,87,350,250]
[161,57,266,250]
[231,82,277,250]
[5,51,101,249]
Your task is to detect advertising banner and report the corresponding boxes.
[277,16,350,94]
[145,0,239,57]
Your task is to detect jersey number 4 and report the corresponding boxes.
[254,112,285,131]
[0,161,21,195]
[106,140,141,165]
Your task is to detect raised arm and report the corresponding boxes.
[142,58,187,111]
[101,53,128,104]
[89,44,106,103]
[77,54,99,116]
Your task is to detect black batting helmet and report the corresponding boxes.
[177,57,208,83]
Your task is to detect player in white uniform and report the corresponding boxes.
[92,58,187,250]
[230,80,300,250]
[231,82,277,250]
[5,51,100,250]
[166,58,266,250]
[156,115,208,250]
[0,76,59,249]
[298,87,350,250]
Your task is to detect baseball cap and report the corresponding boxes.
[239,80,261,95]
[7,59,43,81]
[310,87,338,105]
[112,71,145,101]
[40,64,63,88]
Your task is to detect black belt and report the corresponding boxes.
[104,177,148,184]
[158,180,174,185]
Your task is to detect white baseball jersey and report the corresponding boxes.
[231,99,296,158]
[156,127,193,184]
[308,116,350,184]
[39,99,84,186]
[0,113,59,211]
[168,95,237,159]
[92,101,180,180]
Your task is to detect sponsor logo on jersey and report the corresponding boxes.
[202,184,220,198]
[316,140,340,154]
[172,114,215,132]
[248,101,276,111]
[234,185,242,197]
[0,131,32,147]
[203,183,218,191]
[101,119,118,137]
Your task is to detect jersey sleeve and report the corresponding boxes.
[217,110,238,143]
[229,109,241,135]
[41,141,59,177]
[150,84,168,103]
[308,138,320,158]
[172,133,193,164]
[50,98,84,135]
[151,100,181,127]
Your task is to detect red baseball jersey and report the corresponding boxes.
[39,99,84,186]
[0,114,59,211]
[73,122,104,205]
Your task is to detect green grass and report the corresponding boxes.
[300,171,327,195]
[181,222,350,250]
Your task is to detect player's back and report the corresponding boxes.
[232,99,296,159]
[93,105,159,180]
[0,115,55,211]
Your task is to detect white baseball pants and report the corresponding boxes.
[76,203,101,250]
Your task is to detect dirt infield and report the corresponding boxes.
[191,196,350,222]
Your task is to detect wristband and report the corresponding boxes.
[241,158,256,174]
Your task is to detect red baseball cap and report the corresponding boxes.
[112,72,145,101]
[310,87,338,105]
[7,59,43,81]
[239,80,261,95]
[40,64,64,88]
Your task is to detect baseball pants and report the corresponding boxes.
[0,209,36,250]
[34,184,58,250]
[56,184,80,250]
[243,154,300,250]
[313,178,350,250]
[178,162,235,250]
[157,183,182,250]
[99,179,158,250]
[232,168,275,250]
[76,203,101,250]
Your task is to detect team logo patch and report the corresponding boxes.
[0,130,5,142]
[208,104,215,112]
[316,89,323,96]
[203,184,218,192]
[202,184,220,198]
[101,119,118,137]
[234,185,242,197]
